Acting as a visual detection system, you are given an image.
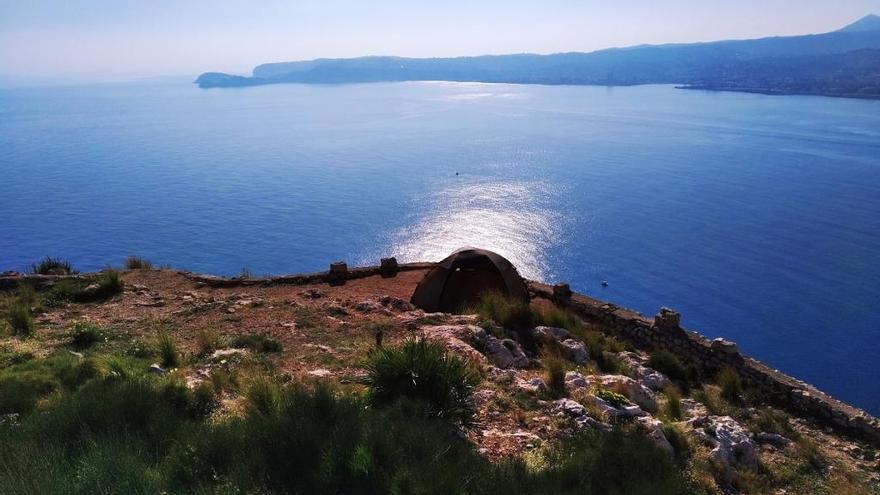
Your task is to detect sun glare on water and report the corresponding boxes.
[388,179,563,281]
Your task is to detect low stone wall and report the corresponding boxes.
[529,281,880,447]
[180,260,433,288]
[0,260,434,291]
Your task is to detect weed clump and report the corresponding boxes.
[466,291,536,331]
[157,332,180,368]
[5,299,34,337]
[364,337,481,427]
[542,352,568,399]
[718,367,743,403]
[44,270,124,305]
[31,256,76,275]
[69,321,104,349]
[231,333,282,353]
[124,256,153,270]
[595,388,631,408]
[663,385,683,421]
[648,350,688,382]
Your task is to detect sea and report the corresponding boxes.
[1,81,878,414]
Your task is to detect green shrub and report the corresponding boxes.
[466,291,537,331]
[584,332,625,373]
[5,299,34,337]
[44,271,124,305]
[538,305,585,336]
[69,321,104,349]
[88,270,124,301]
[14,283,38,308]
[661,423,691,462]
[31,256,76,275]
[540,428,694,495]
[161,378,218,420]
[157,332,180,368]
[596,388,631,408]
[194,329,219,357]
[364,337,481,427]
[0,373,696,495]
[543,352,568,399]
[648,350,688,382]
[124,256,153,270]
[718,367,742,402]
[230,333,282,353]
[0,353,101,414]
[189,382,218,419]
[750,408,799,439]
[245,375,281,416]
[663,385,683,420]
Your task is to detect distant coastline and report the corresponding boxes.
[197,15,880,99]
[677,85,880,100]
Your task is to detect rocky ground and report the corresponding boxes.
[2,267,879,494]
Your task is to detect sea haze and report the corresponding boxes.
[1,81,878,414]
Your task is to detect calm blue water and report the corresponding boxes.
[1,81,879,413]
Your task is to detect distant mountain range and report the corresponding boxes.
[197,15,880,98]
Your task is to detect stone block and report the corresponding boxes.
[654,307,681,329]
[553,283,572,302]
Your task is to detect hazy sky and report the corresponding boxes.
[1,0,878,81]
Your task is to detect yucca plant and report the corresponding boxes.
[364,337,481,427]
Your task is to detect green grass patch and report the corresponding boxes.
[0,353,102,414]
[230,333,282,353]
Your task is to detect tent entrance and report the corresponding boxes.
[438,257,509,312]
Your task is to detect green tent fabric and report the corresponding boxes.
[410,247,529,313]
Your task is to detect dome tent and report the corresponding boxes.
[410,247,529,313]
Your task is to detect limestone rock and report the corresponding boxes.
[423,325,488,365]
[689,415,757,470]
[516,377,548,394]
[755,432,791,449]
[617,352,670,391]
[554,398,612,430]
[148,363,167,375]
[554,398,586,417]
[587,374,658,412]
[637,416,675,457]
[564,371,589,390]
[471,389,497,407]
[560,339,589,364]
[711,338,740,355]
[532,326,571,342]
[486,338,529,369]
[680,398,709,420]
